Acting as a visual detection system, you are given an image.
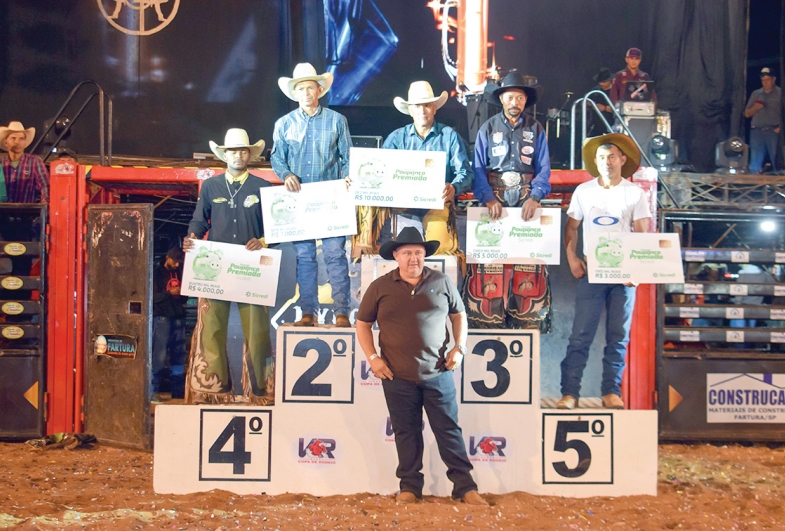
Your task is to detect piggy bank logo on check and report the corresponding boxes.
[270,195,298,225]
[355,159,387,189]
[595,236,624,268]
[192,248,223,280]
[475,219,504,247]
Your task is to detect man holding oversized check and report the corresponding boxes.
[558,133,650,411]
[270,63,353,328]
[182,128,277,405]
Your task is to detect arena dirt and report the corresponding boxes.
[1,442,783,530]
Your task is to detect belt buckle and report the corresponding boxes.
[500,171,522,187]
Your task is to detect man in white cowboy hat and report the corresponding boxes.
[558,133,650,411]
[0,121,49,203]
[270,62,353,328]
[182,128,275,405]
[356,226,487,506]
[465,71,552,331]
[377,81,472,246]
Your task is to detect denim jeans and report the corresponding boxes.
[749,127,779,173]
[560,276,636,399]
[382,371,477,499]
[293,236,350,317]
[152,316,186,392]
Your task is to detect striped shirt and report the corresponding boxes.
[270,106,352,184]
[2,153,49,203]
[382,122,473,195]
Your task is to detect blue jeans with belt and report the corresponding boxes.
[381,371,477,499]
[749,127,779,173]
[560,276,636,399]
[293,236,350,317]
[152,316,186,392]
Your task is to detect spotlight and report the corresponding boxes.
[715,136,749,174]
[761,221,776,232]
[648,134,678,171]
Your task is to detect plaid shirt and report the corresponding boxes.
[270,106,352,183]
[382,122,473,195]
[2,153,49,203]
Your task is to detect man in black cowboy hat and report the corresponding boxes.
[466,71,553,330]
[356,226,487,506]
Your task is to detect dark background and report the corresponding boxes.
[0,0,782,171]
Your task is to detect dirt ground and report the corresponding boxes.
[1,442,784,530]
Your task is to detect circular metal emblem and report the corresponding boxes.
[500,172,522,187]
[2,326,24,340]
[4,243,26,256]
[1,302,24,315]
[97,0,180,36]
[0,277,23,290]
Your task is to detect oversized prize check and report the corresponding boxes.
[348,147,446,209]
[586,232,685,284]
[259,180,357,244]
[465,207,561,265]
[182,240,282,306]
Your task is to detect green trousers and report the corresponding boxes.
[186,298,274,404]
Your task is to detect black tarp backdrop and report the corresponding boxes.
[0,0,750,171]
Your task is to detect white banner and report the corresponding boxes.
[586,232,684,284]
[348,147,446,209]
[259,181,357,244]
[182,240,282,306]
[466,207,561,265]
[707,373,785,423]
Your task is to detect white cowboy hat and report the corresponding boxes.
[0,121,36,151]
[393,81,448,115]
[278,63,333,101]
[209,128,265,163]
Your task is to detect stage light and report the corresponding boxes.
[715,136,749,174]
[648,134,677,171]
[761,221,776,232]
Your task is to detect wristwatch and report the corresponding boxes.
[456,345,467,355]
[369,353,380,362]
[530,195,541,203]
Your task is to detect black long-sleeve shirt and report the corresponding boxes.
[187,174,271,244]
[153,263,187,318]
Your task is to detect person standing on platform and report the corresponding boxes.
[271,63,353,328]
[152,246,187,400]
[0,121,49,203]
[356,227,488,506]
[558,133,651,410]
[467,71,552,330]
[183,128,275,405]
[588,67,615,135]
[376,81,472,252]
[745,67,781,174]
[610,48,656,104]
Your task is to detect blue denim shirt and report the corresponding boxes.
[382,122,474,195]
[271,106,352,183]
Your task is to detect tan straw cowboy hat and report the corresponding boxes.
[209,128,265,163]
[582,133,641,178]
[0,121,36,151]
[393,81,448,115]
[278,63,333,101]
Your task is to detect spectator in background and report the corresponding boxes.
[0,121,49,203]
[745,67,781,174]
[589,67,615,135]
[610,48,656,104]
[152,246,188,400]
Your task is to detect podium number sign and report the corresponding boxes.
[542,414,613,484]
[283,331,355,403]
[461,332,533,404]
[199,409,272,482]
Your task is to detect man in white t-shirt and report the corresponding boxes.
[557,133,651,410]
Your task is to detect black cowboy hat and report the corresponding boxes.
[379,227,440,260]
[593,67,613,83]
[492,71,542,108]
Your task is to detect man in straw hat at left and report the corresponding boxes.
[557,133,650,411]
[183,128,275,405]
[371,81,473,254]
[271,63,353,328]
[0,121,49,203]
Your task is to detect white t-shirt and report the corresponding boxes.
[567,178,651,255]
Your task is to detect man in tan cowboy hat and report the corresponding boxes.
[464,71,552,331]
[558,133,651,411]
[270,63,353,328]
[376,81,472,250]
[183,128,275,405]
[356,226,487,506]
[0,121,49,203]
